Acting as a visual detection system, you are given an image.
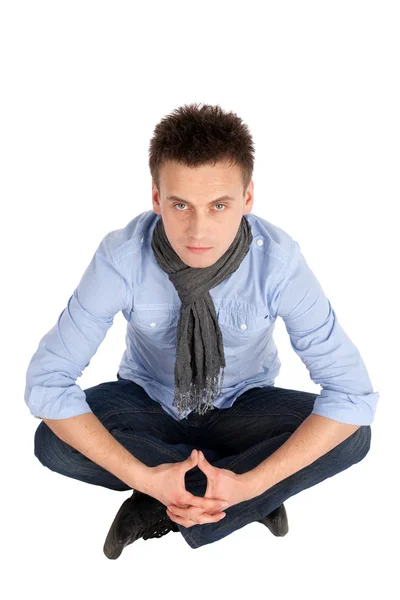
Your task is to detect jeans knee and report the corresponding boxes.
[34,420,68,472]
[33,421,47,465]
[362,425,372,456]
[350,425,372,464]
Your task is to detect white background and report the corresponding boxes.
[1,1,398,598]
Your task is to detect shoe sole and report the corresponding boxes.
[103,495,140,559]
[103,493,175,559]
[259,504,289,537]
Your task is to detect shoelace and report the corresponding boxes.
[141,515,179,540]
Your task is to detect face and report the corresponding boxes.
[152,160,254,268]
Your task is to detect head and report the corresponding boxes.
[149,103,255,268]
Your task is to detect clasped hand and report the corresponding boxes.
[149,448,255,528]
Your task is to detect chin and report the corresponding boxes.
[187,257,218,268]
[176,247,221,267]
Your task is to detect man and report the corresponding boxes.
[25,102,379,558]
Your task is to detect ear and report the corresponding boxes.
[243,179,254,214]
[152,181,161,214]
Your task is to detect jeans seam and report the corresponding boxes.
[113,430,185,462]
[218,410,305,421]
[101,408,162,421]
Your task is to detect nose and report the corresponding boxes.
[187,213,211,243]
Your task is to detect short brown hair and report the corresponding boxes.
[148,102,255,195]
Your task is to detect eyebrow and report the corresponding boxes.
[166,195,235,205]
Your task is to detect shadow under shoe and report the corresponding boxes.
[258,503,289,537]
[103,490,179,560]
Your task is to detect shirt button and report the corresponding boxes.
[140,236,144,243]
[150,322,157,327]
[256,239,263,246]
[240,323,247,330]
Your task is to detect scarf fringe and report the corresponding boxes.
[173,367,225,418]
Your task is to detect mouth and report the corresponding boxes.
[186,246,213,253]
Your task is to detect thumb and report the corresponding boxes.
[196,450,211,471]
[181,448,198,472]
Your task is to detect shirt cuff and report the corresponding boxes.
[26,384,93,420]
[311,389,380,426]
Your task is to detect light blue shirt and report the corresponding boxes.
[24,210,379,425]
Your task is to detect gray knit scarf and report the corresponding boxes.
[151,214,253,418]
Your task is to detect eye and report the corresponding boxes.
[172,203,227,211]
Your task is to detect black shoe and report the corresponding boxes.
[103,490,179,559]
[258,503,289,537]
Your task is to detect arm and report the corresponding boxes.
[26,233,153,490]
[243,413,360,497]
[24,231,128,419]
[244,240,379,496]
[42,412,152,493]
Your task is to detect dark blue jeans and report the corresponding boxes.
[34,374,371,549]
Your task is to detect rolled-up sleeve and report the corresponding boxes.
[24,232,129,420]
[270,241,380,426]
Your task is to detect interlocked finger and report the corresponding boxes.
[167,506,226,527]
[166,509,196,528]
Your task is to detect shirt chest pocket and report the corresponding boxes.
[217,306,272,345]
[130,306,180,349]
